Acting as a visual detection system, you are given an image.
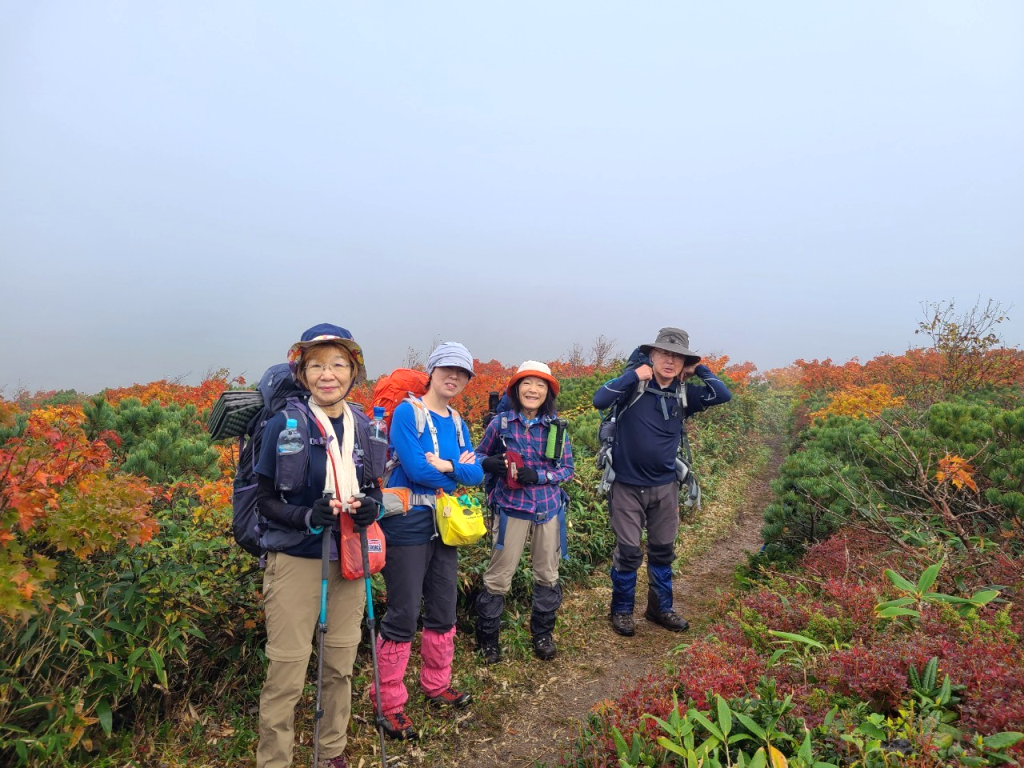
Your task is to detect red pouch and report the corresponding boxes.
[339,512,386,580]
[505,450,525,489]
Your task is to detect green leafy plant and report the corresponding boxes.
[875,562,1000,621]
[767,630,827,686]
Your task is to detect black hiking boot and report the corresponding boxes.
[476,628,502,665]
[644,605,690,632]
[609,611,635,637]
[532,633,557,661]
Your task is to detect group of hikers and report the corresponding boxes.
[253,323,731,768]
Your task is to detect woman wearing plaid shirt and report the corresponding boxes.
[474,361,575,663]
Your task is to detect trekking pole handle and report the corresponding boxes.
[344,491,365,515]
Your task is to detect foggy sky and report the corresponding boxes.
[2,2,1022,395]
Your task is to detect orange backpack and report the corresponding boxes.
[366,368,429,431]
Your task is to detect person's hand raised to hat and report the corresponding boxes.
[680,362,700,380]
[634,364,654,382]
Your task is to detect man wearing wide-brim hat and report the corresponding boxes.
[593,327,732,637]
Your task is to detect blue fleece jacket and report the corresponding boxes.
[380,400,484,546]
[593,364,731,486]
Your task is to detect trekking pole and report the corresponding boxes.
[313,515,331,768]
[359,520,388,766]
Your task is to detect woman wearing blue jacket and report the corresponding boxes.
[370,342,483,741]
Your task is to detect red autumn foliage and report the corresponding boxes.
[104,374,240,411]
[593,640,764,757]
[0,405,157,617]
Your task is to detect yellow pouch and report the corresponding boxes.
[435,492,486,546]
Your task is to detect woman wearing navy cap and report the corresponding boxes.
[255,323,383,768]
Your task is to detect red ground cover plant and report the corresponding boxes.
[584,523,1024,763]
[593,640,764,757]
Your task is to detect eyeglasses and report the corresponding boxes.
[306,362,352,377]
[651,350,685,362]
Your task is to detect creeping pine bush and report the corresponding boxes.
[762,390,1024,560]
[84,395,222,484]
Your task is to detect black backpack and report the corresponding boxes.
[210,363,381,557]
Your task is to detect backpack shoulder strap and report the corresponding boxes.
[617,380,646,417]
[405,396,440,455]
[282,396,320,442]
[402,395,429,437]
[449,407,466,448]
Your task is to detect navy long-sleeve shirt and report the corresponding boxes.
[593,364,731,486]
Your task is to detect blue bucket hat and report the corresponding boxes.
[287,323,367,385]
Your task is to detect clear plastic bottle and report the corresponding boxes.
[276,417,304,491]
[370,406,388,444]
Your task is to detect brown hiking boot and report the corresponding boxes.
[644,605,690,632]
[609,612,635,636]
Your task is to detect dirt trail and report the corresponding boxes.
[443,437,786,768]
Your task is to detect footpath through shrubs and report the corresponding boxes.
[559,304,1024,768]
[0,351,766,767]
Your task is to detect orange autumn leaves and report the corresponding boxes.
[811,383,905,422]
[1,404,157,618]
[935,454,979,494]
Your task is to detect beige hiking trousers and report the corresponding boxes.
[257,551,365,768]
[481,514,561,595]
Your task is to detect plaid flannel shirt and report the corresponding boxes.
[475,410,575,521]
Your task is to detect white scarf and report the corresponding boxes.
[308,400,359,504]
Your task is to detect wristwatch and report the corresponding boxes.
[545,471,555,484]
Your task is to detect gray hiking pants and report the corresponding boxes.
[609,480,680,571]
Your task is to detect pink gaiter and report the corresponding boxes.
[370,636,411,715]
[419,627,456,697]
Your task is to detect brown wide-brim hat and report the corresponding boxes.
[639,327,701,366]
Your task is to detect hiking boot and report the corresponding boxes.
[476,627,502,665]
[644,605,690,632]
[378,710,417,741]
[479,638,502,665]
[427,686,472,709]
[609,611,635,637]
[532,633,557,661]
[319,755,349,768]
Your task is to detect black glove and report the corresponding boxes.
[351,496,380,528]
[310,497,337,530]
[516,467,539,485]
[481,454,507,474]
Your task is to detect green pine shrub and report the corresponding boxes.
[84,396,221,484]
